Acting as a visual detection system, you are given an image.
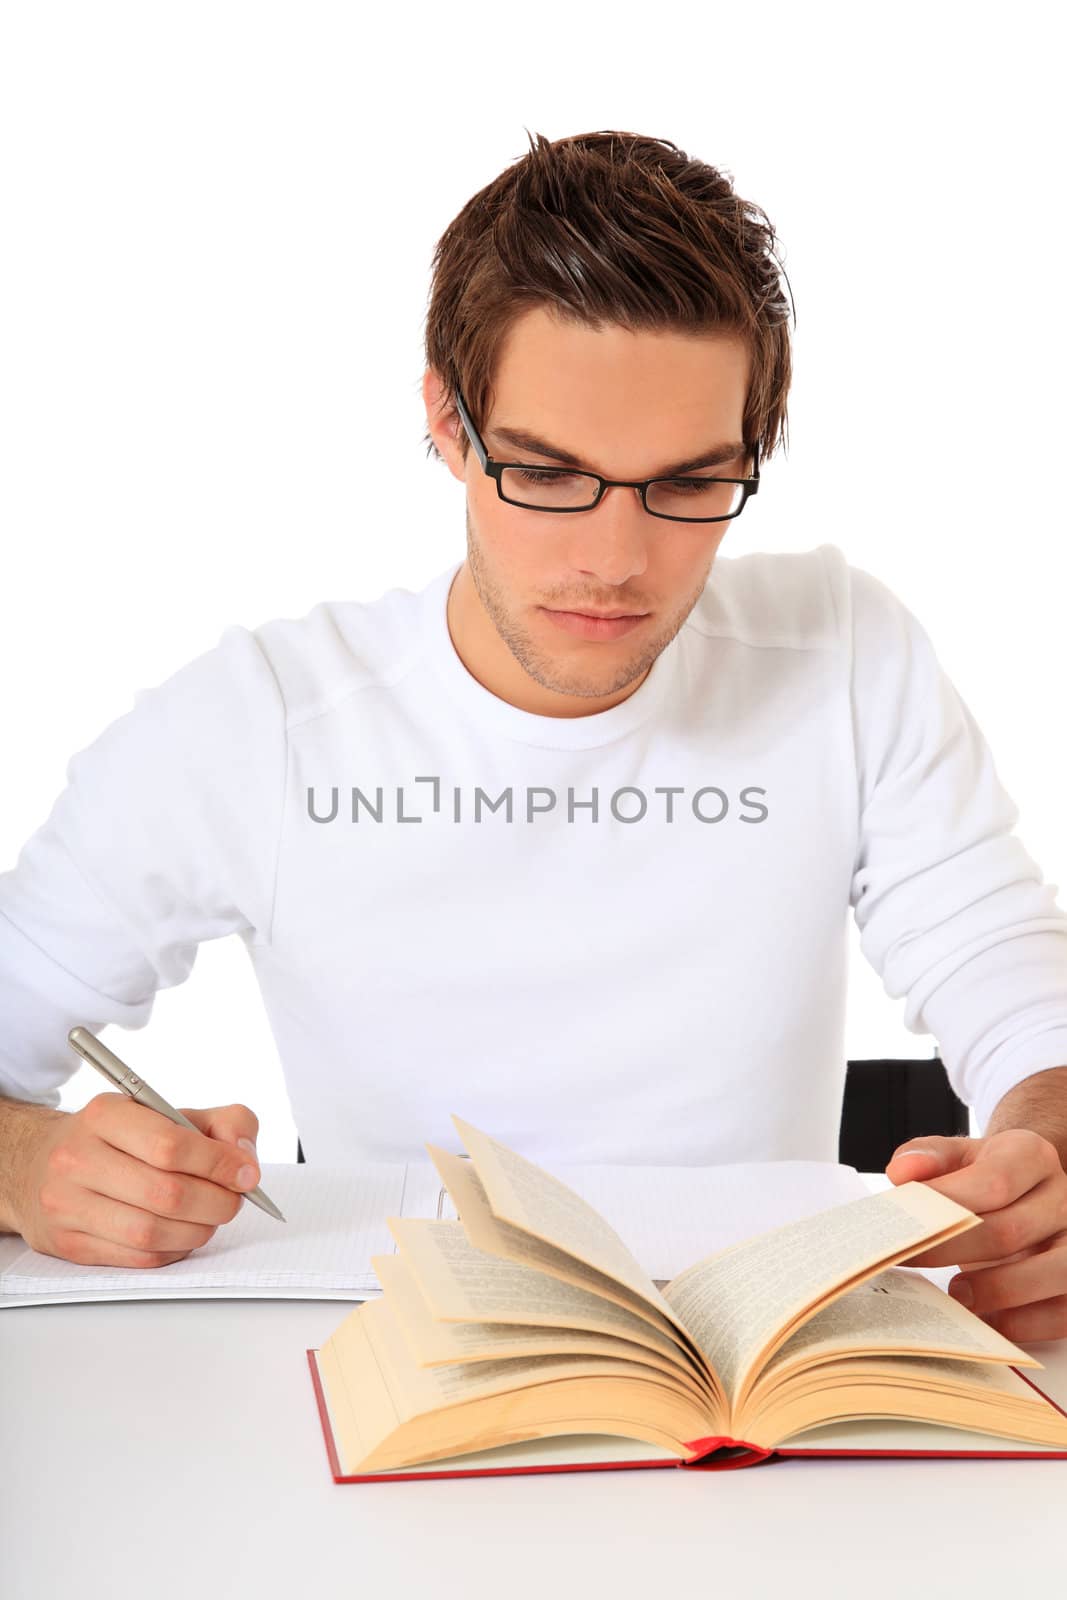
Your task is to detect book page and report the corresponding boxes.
[788,1352,1046,1400]
[757,1266,1039,1382]
[452,1116,669,1311]
[663,1181,980,1407]
[428,1144,691,1349]
[388,1216,692,1357]
[780,1404,1067,1456]
[321,1296,715,1472]
[372,1251,697,1389]
[751,1352,1067,1452]
[326,1294,699,1424]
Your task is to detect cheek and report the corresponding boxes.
[475,499,559,572]
[655,529,722,585]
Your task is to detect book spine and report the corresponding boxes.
[680,1436,777,1470]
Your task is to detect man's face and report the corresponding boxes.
[425,306,752,716]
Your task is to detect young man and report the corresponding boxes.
[2,130,1066,1343]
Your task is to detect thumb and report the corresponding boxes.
[884,1134,977,1183]
[178,1104,260,1163]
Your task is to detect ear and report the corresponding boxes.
[423,367,468,485]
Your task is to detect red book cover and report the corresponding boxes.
[305,1349,1067,1483]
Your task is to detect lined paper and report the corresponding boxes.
[546,1159,870,1282]
[0,1162,445,1304]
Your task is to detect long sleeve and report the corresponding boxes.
[0,624,287,1107]
[846,562,1067,1133]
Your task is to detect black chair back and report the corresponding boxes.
[839,1055,968,1172]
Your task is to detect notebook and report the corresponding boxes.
[0,1160,448,1306]
[0,1156,871,1307]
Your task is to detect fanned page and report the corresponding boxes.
[0,1161,448,1304]
[371,1250,710,1401]
[372,1250,680,1372]
[429,1147,682,1334]
[318,1290,715,1473]
[451,1115,671,1311]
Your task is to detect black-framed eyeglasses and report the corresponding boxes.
[453,384,759,523]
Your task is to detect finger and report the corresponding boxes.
[985,1295,1067,1345]
[897,1173,1067,1269]
[50,1122,256,1242]
[886,1141,974,1181]
[36,1229,195,1270]
[179,1104,260,1153]
[44,1146,241,1250]
[914,1129,1060,1222]
[40,1173,221,1262]
[948,1234,1067,1321]
[178,1105,260,1180]
[954,1247,1040,1270]
[84,1093,260,1198]
[897,1243,1041,1271]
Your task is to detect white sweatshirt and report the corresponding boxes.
[3,544,1067,1165]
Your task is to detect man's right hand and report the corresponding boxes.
[13,1091,262,1267]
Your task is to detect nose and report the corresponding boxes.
[564,483,649,587]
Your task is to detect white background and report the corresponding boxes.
[1,1,1063,1157]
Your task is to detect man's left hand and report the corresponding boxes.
[884,1129,1067,1343]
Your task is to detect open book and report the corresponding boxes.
[307,1115,1067,1481]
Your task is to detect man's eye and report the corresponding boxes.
[515,467,575,484]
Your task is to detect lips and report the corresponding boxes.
[540,608,649,642]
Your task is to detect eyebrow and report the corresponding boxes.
[488,424,748,477]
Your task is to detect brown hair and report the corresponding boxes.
[421,128,795,469]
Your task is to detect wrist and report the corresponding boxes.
[0,1098,68,1235]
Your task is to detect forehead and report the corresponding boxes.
[489,306,749,436]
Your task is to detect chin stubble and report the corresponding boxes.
[464,507,711,701]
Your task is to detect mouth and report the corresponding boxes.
[539,607,650,642]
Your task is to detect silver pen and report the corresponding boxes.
[67,1026,286,1222]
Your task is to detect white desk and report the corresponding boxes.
[3,1184,1067,1600]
